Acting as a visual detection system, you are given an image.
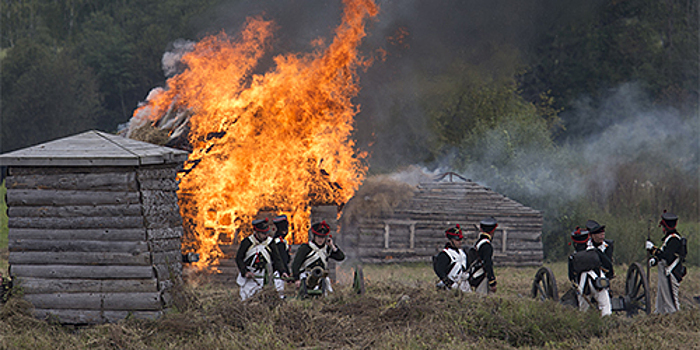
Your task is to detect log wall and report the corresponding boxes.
[6,164,184,324]
[340,182,544,266]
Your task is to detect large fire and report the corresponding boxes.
[130,0,378,268]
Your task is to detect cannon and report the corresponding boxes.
[297,265,366,298]
[531,262,651,316]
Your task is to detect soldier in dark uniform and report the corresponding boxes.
[472,217,497,294]
[291,221,345,296]
[235,218,288,301]
[647,211,687,314]
[272,215,292,297]
[567,226,613,316]
[433,225,469,292]
[585,220,614,279]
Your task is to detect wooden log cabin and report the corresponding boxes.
[0,130,189,324]
[339,176,544,266]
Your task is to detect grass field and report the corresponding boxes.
[1,260,699,349]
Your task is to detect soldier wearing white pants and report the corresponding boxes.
[568,225,613,316]
[235,218,288,301]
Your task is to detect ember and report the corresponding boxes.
[129,0,378,268]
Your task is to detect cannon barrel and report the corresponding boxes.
[306,266,328,289]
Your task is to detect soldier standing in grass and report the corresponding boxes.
[433,225,469,292]
[471,217,498,294]
[235,218,288,301]
[647,211,687,314]
[568,226,613,316]
[272,215,292,298]
[291,221,345,296]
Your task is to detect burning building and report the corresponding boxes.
[126,0,379,270]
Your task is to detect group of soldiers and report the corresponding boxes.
[566,211,687,316]
[235,215,345,300]
[432,217,499,295]
[235,210,688,315]
[432,212,689,315]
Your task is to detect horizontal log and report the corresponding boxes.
[141,190,179,207]
[6,172,136,191]
[8,228,146,242]
[143,208,183,229]
[11,265,154,279]
[149,238,182,253]
[18,277,159,294]
[9,251,151,266]
[9,216,144,229]
[9,239,148,253]
[137,167,178,180]
[25,292,162,310]
[138,178,179,191]
[7,189,140,206]
[147,227,183,240]
[8,204,142,218]
[152,250,183,265]
[34,309,163,324]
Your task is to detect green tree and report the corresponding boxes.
[1,39,103,152]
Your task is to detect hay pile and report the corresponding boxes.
[340,175,415,224]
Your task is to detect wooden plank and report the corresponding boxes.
[6,172,136,191]
[18,278,158,294]
[7,189,140,206]
[11,265,154,279]
[9,251,151,266]
[148,238,182,252]
[152,250,182,265]
[137,167,178,180]
[9,239,148,253]
[8,204,142,218]
[25,292,162,310]
[9,216,144,229]
[33,309,163,324]
[147,227,183,240]
[8,228,147,242]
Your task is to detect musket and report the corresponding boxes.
[646,219,651,287]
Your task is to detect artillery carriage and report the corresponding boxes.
[531,262,651,316]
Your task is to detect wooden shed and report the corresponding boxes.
[339,177,543,266]
[0,130,189,324]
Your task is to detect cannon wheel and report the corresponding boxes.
[625,262,651,315]
[531,267,559,302]
[353,265,365,295]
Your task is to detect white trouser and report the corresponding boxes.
[577,271,612,316]
[656,261,680,314]
[273,271,285,294]
[237,271,264,301]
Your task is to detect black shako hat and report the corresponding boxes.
[570,226,589,244]
[660,210,678,230]
[445,224,463,240]
[310,221,330,237]
[585,220,605,234]
[273,215,289,236]
[480,217,498,233]
[252,218,271,233]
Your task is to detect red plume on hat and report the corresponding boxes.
[252,218,270,233]
[445,224,463,240]
[311,220,331,237]
[659,210,678,230]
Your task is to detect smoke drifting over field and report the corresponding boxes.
[183,0,697,209]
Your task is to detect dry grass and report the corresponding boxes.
[340,176,415,224]
[1,262,699,349]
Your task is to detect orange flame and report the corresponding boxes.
[132,0,378,268]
